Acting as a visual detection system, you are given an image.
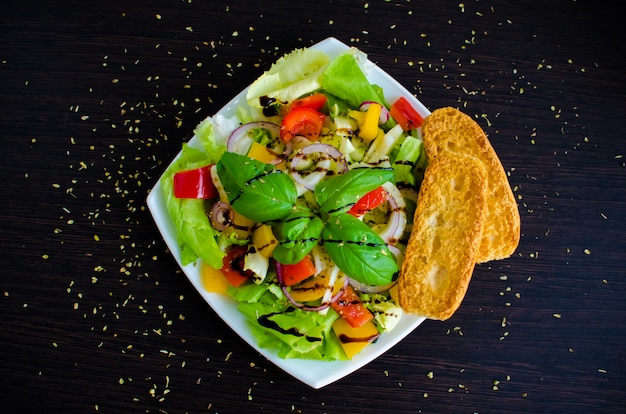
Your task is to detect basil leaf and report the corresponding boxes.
[217,152,297,223]
[321,213,398,286]
[315,167,395,215]
[272,205,323,264]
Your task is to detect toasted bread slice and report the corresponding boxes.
[398,152,487,320]
[421,107,520,263]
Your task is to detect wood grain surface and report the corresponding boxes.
[1,1,625,412]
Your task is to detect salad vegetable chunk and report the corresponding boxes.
[161,44,427,360]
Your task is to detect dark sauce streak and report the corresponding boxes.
[396,181,420,191]
[350,165,395,173]
[283,213,319,224]
[250,224,274,254]
[231,169,283,205]
[257,308,322,343]
[359,297,401,320]
[278,237,319,247]
[393,159,415,167]
[255,239,277,254]
[336,297,362,306]
[321,239,386,249]
[232,222,251,231]
[326,206,350,215]
[290,280,326,294]
[289,153,339,177]
[338,332,381,344]
[245,169,282,186]
[259,95,280,117]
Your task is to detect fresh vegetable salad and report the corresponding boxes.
[161,44,427,360]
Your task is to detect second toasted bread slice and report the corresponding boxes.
[398,152,487,320]
[421,107,520,263]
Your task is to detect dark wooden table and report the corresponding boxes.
[2,1,625,412]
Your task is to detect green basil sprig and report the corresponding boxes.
[216,152,296,223]
[272,205,324,265]
[217,153,398,285]
[322,213,398,286]
[315,167,395,215]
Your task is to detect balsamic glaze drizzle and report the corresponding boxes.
[338,332,381,344]
[257,307,322,343]
[321,238,386,249]
[230,169,284,206]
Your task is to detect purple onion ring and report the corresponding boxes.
[227,121,290,164]
[208,200,234,231]
[289,143,348,191]
[359,101,390,124]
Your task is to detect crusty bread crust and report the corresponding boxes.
[421,107,520,263]
[398,153,487,320]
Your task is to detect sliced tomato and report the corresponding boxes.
[220,246,253,287]
[280,107,326,142]
[331,285,373,328]
[279,255,317,287]
[173,165,218,199]
[348,186,387,217]
[390,97,424,131]
[290,93,327,112]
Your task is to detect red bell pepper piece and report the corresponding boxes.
[173,165,218,199]
[279,255,317,287]
[390,97,424,131]
[348,186,387,217]
[289,93,327,112]
[280,107,326,142]
[220,246,253,287]
[331,285,373,328]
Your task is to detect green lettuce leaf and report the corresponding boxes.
[232,283,345,360]
[216,152,297,223]
[161,144,224,268]
[194,117,226,163]
[246,47,330,108]
[392,135,423,186]
[321,50,396,130]
[321,51,383,110]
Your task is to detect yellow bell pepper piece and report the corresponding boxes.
[201,263,229,294]
[348,109,366,124]
[333,317,380,359]
[252,224,278,258]
[358,103,382,142]
[247,141,278,164]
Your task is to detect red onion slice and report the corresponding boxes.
[359,101,390,124]
[317,266,340,315]
[387,244,403,265]
[376,181,407,245]
[289,143,348,191]
[227,121,289,164]
[209,201,234,231]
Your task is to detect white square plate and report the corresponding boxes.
[147,37,429,389]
